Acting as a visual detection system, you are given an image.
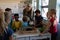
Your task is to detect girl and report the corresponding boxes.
[48,9,58,40]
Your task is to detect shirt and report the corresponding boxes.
[0,27,13,40]
[35,15,43,28]
[49,17,57,33]
[12,21,22,29]
[22,22,28,28]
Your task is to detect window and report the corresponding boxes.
[56,0,60,22]
[32,0,37,11]
[41,0,49,6]
[41,8,48,17]
[39,0,49,18]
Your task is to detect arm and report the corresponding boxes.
[42,21,51,33]
[19,21,22,28]
[53,19,57,26]
[9,35,14,40]
[8,28,14,40]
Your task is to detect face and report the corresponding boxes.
[5,13,11,24]
[8,10,12,16]
[15,16,19,21]
[6,17,10,24]
[36,12,40,16]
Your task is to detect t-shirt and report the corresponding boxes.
[35,15,43,28]
[0,27,13,40]
[22,22,28,28]
[12,21,22,29]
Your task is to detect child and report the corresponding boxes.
[22,16,29,28]
[0,8,13,40]
[4,8,13,29]
[34,9,43,28]
[48,9,57,40]
[12,14,22,32]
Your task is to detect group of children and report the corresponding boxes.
[12,14,29,32]
[0,7,58,40]
[12,9,58,40]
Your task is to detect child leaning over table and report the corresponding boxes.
[12,14,22,32]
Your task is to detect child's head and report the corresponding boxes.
[5,11,11,24]
[35,9,41,16]
[23,16,28,22]
[5,8,12,14]
[49,9,56,18]
[14,14,19,21]
[5,8,12,12]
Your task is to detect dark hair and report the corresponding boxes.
[23,16,27,22]
[14,14,19,17]
[5,8,11,11]
[35,9,40,13]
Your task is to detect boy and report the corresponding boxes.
[35,9,43,28]
[22,16,29,27]
[12,14,22,32]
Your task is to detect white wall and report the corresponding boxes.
[56,0,60,23]
[0,3,19,13]
[48,0,57,10]
[0,0,27,13]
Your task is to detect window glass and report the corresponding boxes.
[42,0,49,6]
[32,0,37,11]
[41,8,48,18]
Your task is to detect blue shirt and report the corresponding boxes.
[0,27,13,40]
[22,22,28,28]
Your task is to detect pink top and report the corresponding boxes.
[49,17,57,34]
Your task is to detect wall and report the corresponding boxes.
[48,0,57,10]
[56,0,60,23]
[48,0,60,22]
[0,0,27,13]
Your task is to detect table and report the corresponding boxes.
[13,29,51,40]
